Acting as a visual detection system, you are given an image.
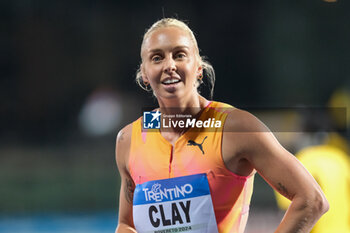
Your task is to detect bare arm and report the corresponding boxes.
[222,110,329,233]
[115,125,137,233]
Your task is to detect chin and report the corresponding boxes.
[156,88,194,102]
[158,91,183,100]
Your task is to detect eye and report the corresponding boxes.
[151,55,162,63]
[175,52,186,59]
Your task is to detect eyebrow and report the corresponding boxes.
[147,45,190,54]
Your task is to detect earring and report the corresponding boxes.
[198,74,203,81]
[142,80,152,91]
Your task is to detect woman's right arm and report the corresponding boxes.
[115,124,137,233]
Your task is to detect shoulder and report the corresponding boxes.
[222,107,280,161]
[116,117,142,147]
[223,108,269,133]
[221,108,271,175]
[208,101,267,132]
[116,123,133,147]
[115,122,134,170]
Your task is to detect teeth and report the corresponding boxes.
[163,79,180,84]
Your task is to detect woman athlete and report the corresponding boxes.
[115,18,328,233]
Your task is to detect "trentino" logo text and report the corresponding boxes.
[143,183,193,202]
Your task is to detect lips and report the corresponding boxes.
[161,77,181,85]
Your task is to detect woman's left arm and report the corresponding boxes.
[224,110,329,233]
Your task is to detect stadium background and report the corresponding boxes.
[1,0,349,232]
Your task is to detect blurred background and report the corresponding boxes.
[1,0,349,232]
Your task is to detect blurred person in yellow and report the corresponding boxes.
[275,89,350,233]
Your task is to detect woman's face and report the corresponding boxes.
[141,26,201,100]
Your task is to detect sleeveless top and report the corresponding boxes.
[128,101,255,233]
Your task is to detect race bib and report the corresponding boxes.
[133,173,218,233]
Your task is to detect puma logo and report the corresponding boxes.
[187,136,208,154]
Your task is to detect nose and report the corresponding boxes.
[163,56,177,73]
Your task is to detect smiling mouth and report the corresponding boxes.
[161,79,181,85]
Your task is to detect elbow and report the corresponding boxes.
[115,223,137,233]
[317,193,329,215]
[309,190,329,217]
[294,190,329,218]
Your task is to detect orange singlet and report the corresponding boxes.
[129,101,255,233]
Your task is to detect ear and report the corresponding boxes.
[140,64,149,83]
[197,65,203,77]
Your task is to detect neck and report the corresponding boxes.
[157,93,208,116]
[157,93,210,135]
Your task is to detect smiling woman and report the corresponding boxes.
[135,18,215,100]
[141,26,200,101]
[115,18,329,233]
